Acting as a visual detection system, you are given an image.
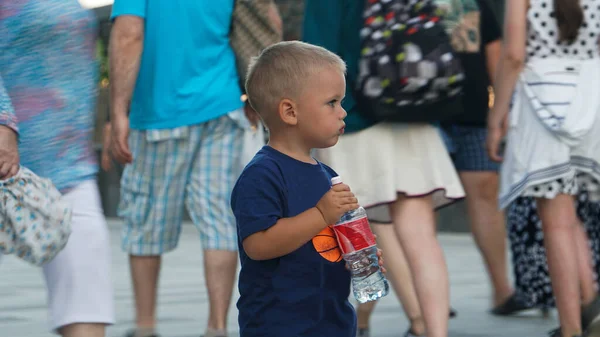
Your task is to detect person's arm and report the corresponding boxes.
[0,75,18,134]
[486,41,502,86]
[108,0,146,164]
[486,0,528,161]
[109,15,144,123]
[490,0,527,121]
[243,208,329,261]
[267,1,283,37]
[233,166,358,261]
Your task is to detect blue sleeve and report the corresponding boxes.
[0,75,18,134]
[111,0,147,20]
[231,164,285,242]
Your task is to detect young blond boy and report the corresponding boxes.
[231,41,381,337]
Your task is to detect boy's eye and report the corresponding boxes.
[328,100,338,107]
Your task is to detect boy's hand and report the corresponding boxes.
[315,183,359,225]
[345,248,387,273]
[376,248,386,273]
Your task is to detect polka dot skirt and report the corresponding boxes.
[522,173,600,199]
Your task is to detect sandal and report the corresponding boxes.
[404,328,422,337]
[582,295,600,329]
[491,292,547,316]
[356,328,370,337]
[548,327,582,337]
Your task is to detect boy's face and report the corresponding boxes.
[295,67,347,149]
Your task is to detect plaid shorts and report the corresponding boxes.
[119,110,245,255]
[442,125,500,172]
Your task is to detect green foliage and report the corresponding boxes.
[97,39,109,84]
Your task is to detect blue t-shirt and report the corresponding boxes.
[231,146,356,337]
[111,0,243,130]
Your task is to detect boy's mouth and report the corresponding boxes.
[339,127,345,135]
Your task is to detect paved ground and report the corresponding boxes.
[0,219,568,337]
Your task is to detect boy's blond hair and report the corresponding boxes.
[245,41,346,122]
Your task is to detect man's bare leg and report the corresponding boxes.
[130,255,161,333]
[204,250,238,332]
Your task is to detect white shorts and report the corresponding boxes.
[42,180,115,332]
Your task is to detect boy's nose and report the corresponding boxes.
[341,108,348,119]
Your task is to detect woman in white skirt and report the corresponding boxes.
[487,1,600,336]
[303,2,465,337]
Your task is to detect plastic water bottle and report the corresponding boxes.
[331,176,389,303]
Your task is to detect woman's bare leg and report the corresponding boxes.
[356,301,377,331]
[390,195,449,337]
[369,223,425,334]
[537,195,582,337]
[573,223,598,306]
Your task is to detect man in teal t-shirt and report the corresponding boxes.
[109,1,248,337]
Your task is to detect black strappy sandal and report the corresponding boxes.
[548,327,583,337]
[582,296,600,330]
[491,292,548,316]
[547,296,600,337]
[404,328,422,337]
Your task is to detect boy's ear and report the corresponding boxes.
[278,98,298,126]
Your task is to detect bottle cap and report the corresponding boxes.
[331,176,343,185]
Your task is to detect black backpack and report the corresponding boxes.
[355,0,466,123]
